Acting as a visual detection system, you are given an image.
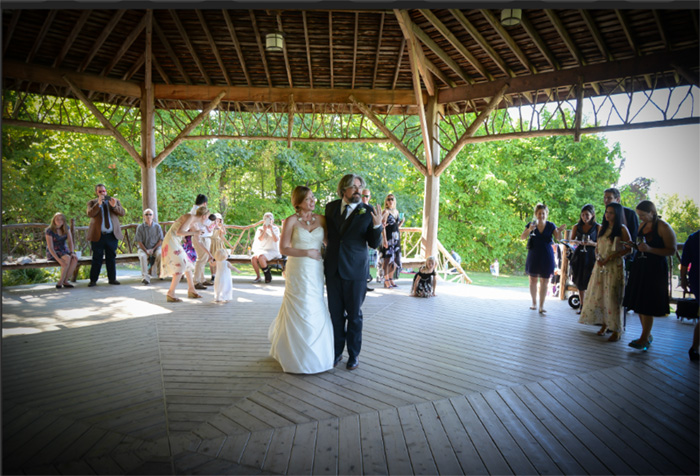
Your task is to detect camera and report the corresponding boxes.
[264,217,272,226]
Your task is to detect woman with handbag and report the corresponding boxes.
[520,203,566,314]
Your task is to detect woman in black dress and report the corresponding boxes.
[380,193,404,288]
[45,212,79,289]
[410,256,437,297]
[569,204,599,313]
[622,200,677,351]
[520,203,566,314]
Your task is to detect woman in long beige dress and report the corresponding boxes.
[161,206,211,302]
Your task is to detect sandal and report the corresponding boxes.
[188,291,202,299]
[63,282,74,288]
[608,332,621,342]
[166,295,182,303]
[596,326,608,336]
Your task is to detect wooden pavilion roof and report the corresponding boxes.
[2,3,699,115]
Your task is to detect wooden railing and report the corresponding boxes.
[400,227,472,284]
[1,219,266,263]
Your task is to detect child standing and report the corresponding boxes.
[213,249,240,303]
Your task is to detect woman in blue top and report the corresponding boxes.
[520,203,566,314]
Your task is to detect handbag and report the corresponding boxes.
[676,292,699,321]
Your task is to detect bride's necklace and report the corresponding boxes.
[296,212,316,226]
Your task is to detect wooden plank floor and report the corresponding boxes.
[2,275,698,475]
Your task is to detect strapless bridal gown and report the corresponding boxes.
[268,226,334,374]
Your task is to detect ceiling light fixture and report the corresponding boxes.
[266,32,284,52]
[500,9,522,27]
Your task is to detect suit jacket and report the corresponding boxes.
[324,199,383,281]
[623,206,639,242]
[86,198,126,241]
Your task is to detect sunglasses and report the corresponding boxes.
[362,194,371,197]
[144,213,153,216]
[387,197,395,201]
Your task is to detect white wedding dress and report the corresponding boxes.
[268,226,334,374]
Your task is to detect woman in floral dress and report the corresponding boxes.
[578,203,631,342]
[380,193,404,288]
[161,206,211,302]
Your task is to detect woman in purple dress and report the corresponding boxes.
[520,204,566,314]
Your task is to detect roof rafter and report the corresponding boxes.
[391,37,405,90]
[78,10,125,73]
[616,9,639,55]
[3,9,21,56]
[352,12,358,89]
[394,9,435,96]
[448,8,512,78]
[329,12,334,88]
[196,10,231,86]
[249,10,272,88]
[277,14,293,88]
[222,10,251,87]
[410,21,474,85]
[544,9,586,66]
[519,12,560,70]
[480,9,537,75]
[579,9,613,62]
[154,18,191,84]
[26,10,56,64]
[371,12,385,89]
[170,9,211,85]
[53,10,91,68]
[419,9,493,81]
[100,12,148,77]
[302,11,313,88]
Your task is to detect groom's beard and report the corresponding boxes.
[349,193,361,204]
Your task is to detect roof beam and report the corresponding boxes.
[448,9,512,78]
[249,11,272,88]
[544,10,586,66]
[391,37,405,90]
[351,12,359,89]
[403,25,433,172]
[63,75,143,166]
[372,13,385,89]
[579,9,613,62]
[652,11,668,50]
[480,9,537,75]
[410,21,474,85]
[438,47,698,104]
[152,55,171,84]
[26,10,57,64]
[3,9,21,56]
[615,9,639,56]
[302,11,314,88]
[277,14,294,88]
[78,10,125,73]
[53,10,91,68]
[394,9,435,96]
[329,12,335,88]
[100,12,148,77]
[170,9,211,85]
[519,12,560,70]
[197,11,231,85]
[222,10,251,87]
[154,18,191,84]
[419,9,492,81]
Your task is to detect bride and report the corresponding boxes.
[268,186,334,373]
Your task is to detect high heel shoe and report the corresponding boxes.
[166,295,182,303]
[63,282,74,288]
[188,291,202,299]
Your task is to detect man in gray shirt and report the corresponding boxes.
[135,208,163,285]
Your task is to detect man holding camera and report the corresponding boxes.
[86,183,125,286]
[251,212,281,283]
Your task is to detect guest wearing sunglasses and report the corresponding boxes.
[135,208,164,285]
[380,194,404,288]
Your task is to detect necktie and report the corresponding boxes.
[103,202,112,230]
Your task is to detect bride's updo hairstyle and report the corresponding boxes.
[292,185,311,211]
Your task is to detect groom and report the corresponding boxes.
[325,174,383,370]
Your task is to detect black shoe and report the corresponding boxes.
[333,355,342,367]
[88,281,97,287]
[264,267,272,283]
[690,347,699,361]
[108,280,121,285]
[346,357,359,370]
[366,287,374,292]
[142,279,149,285]
[194,283,207,290]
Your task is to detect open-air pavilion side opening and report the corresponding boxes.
[2,4,700,474]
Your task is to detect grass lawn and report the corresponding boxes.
[462,270,530,288]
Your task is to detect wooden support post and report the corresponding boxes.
[422,95,441,258]
[141,10,158,220]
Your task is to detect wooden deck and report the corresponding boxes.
[2,275,698,475]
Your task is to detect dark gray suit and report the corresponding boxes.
[324,199,383,359]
